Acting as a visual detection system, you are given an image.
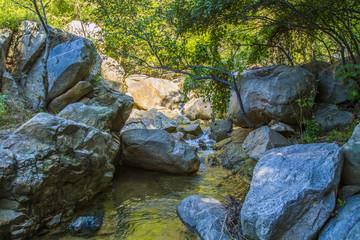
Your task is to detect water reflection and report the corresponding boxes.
[35,164,250,240]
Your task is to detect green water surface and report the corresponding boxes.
[36,165,250,240]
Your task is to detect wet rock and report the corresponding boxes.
[0,113,117,239]
[125,75,184,110]
[122,108,178,133]
[183,97,212,120]
[242,126,290,161]
[209,119,232,142]
[341,142,360,185]
[48,81,93,113]
[228,65,316,127]
[319,194,360,240]
[198,139,208,150]
[314,103,353,132]
[177,195,230,240]
[241,143,343,240]
[68,216,103,236]
[121,129,200,174]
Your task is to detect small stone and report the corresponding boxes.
[184,124,203,136]
[68,216,102,235]
[269,120,295,135]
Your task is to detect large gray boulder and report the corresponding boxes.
[121,108,178,133]
[242,126,291,161]
[66,21,126,93]
[5,21,48,109]
[0,113,117,239]
[125,75,184,110]
[121,129,200,174]
[314,103,353,132]
[177,195,231,240]
[241,143,343,240]
[228,65,316,127]
[317,61,358,104]
[319,194,360,240]
[4,21,100,110]
[47,37,96,101]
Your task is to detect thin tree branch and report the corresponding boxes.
[10,0,38,15]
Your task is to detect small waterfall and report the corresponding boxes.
[184,129,216,161]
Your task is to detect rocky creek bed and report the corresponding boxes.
[32,165,250,240]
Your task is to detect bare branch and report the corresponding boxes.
[10,0,38,15]
[44,0,53,8]
[39,0,48,26]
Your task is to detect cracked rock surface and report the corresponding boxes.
[0,113,118,239]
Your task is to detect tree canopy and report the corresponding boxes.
[88,0,359,122]
[3,0,360,121]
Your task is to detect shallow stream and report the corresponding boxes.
[36,131,251,240]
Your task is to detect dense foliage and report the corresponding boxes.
[2,0,360,120]
[1,0,93,29]
[170,0,360,65]
[89,0,360,120]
